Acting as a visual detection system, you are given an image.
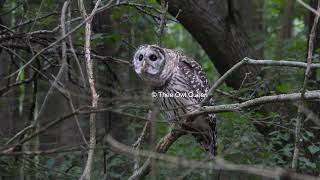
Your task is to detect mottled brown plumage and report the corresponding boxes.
[133,44,217,157]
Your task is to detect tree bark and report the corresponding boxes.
[164,0,260,88]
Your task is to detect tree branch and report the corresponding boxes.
[194,90,320,115]
[78,0,103,179]
[292,0,320,170]
[202,57,320,104]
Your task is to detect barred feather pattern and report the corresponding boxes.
[153,49,217,157]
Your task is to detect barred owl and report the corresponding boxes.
[133,44,217,157]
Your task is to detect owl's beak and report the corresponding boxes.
[142,61,148,72]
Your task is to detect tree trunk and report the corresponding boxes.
[276,0,295,58]
[164,0,261,88]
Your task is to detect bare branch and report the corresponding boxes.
[31,0,70,127]
[67,5,87,88]
[133,119,151,172]
[78,0,105,179]
[202,57,320,104]
[180,90,320,120]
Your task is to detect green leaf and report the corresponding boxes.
[91,33,104,40]
[46,158,55,168]
[276,83,290,93]
[281,144,293,157]
[104,33,122,44]
[307,145,320,155]
[306,131,314,138]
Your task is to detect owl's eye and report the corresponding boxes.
[149,54,157,61]
[138,54,143,61]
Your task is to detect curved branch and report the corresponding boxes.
[129,129,186,180]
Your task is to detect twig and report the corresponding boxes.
[292,105,303,170]
[240,59,320,68]
[7,0,114,79]
[65,5,89,146]
[1,107,117,154]
[4,125,34,145]
[0,78,34,97]
[0,45,52,82]
[133,120,151,172]
[67,5,87,88]
[1,13,58,33]
[0,3,22,17]
[157,0,168,45]
[92,54,130,65]
[0,24,14,33]
[31,1,70,127]
[66,91,89,146]
[132,108,159,174]
[214,89,247,102]
[201,58,248,105]
[133,121,151,148]
[1,108,83,153]
[0,146,81,156]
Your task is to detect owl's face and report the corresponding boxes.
[133,44,167,84]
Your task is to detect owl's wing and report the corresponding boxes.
[177,53,217,156]
[177,54,209,102]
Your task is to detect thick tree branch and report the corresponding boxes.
[129,129,186,180]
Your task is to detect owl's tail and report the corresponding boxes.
[184,114,217,157]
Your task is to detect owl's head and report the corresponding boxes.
[133,44,172,86]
